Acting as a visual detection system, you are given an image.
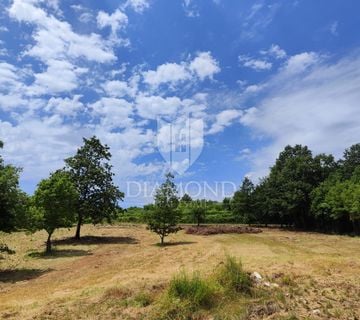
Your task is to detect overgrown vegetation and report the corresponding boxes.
[154,255,256,320]
[215,255,251,294]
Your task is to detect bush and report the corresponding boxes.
[216,255,251,294]
[168,271,216,309]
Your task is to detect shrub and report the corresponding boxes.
[168,271,216,309]
[216,255,251,294]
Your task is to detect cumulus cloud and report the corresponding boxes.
[90,98,134,130]
[102,80,136,98]
[143,63,190,88]
[142,52,220,89]
[45,95,84,116]
[29,60,87,95]
[9,0,116,63]
[135,95,183,119]
[189,52,221,80]
[97,9,128,36]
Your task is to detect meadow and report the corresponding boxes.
[1,224,359,319]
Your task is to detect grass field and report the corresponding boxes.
[0,224,359,319]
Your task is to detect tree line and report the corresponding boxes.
[122,144,360,236]
[1,138,360,253]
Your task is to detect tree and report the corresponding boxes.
[231,177,255,224]
[31,171,78,253]
[190,200,207,227]
[222,197,231,211]
[181,193,193,203]
[65,136,124,239]
[263,145,332,229]
[0,141,25,232]
[146,173,180,245]
[339,143,360,179]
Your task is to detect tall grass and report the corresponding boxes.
[154,256,255,319]
[168,271,216,308]
[216,255,251,294]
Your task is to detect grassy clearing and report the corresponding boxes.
[0,224,359,319]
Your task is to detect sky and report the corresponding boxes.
[1,0,360,207]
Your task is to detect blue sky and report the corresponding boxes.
[1,0,360,206]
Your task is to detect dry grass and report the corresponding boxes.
[0,224,359,319]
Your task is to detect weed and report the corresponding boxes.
[216,255,251,294]
[168,271,216,309]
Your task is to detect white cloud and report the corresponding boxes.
[9,0,116,63]
[189,52,220,80]
[97,9,128,36]
[282,52,322,74]
[90,97,134,130]
[143,63,190,88]
[238,55,272,71]
[260,44,287,59]
[0,115,86,181]
[142,52,220,89]
[240,51,360,181]
[0,62,21,89]
[102,80,136,98]
[135,95,182,119]
[124,0,150,13]
[208,109,242,135]
[45,95,84,116]
[29,60,87,95]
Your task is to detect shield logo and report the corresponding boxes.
[157,113,204,175]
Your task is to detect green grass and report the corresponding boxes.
[215,255,251,294]
[168,271,217,309]
[153,256,259,320]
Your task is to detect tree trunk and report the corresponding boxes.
[75,214,82,240]
[46,233,52,254]
[160,234,164,245]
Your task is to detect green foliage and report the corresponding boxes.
[232,177,255,224]
[168,271,216,309]
[216,255,251,294]
[189,200,207,226]
[155,257,256,320]
[31,170,78,253]
[0,140,26,232]
[180,193,192,203]
[117,206,145,223]
[65,136,124,239]
[146,172,181,244]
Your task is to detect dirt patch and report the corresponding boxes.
[185,225,262,235]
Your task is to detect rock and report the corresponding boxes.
[312,309,321,316]
[263,281,271,287]
[251,272,263,281]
